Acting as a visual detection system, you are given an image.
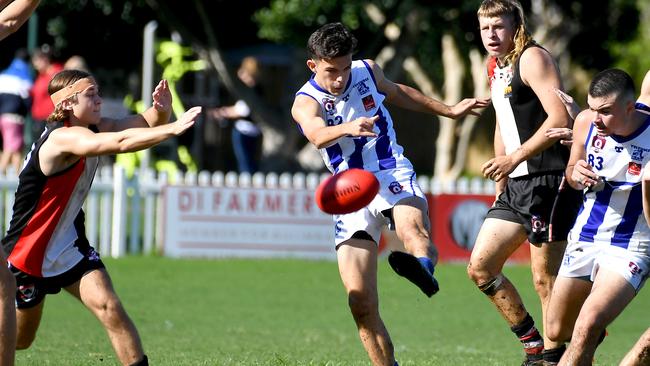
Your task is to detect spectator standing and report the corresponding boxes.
[29,45,62,141]
[0,49,32,174]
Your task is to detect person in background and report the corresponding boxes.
[0,49,32,174]
[30,44,63,141]
[0,1,40,365]
[468,1,582,365]
[211,56,263,173]
[64,55,89,72]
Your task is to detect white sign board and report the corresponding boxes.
[162,186,336,259]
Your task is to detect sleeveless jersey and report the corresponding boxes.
[569,116,650,254]
[295,60,413,174]
[1,123,99,277]
[488,45,569,178]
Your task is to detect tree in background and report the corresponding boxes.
[15,0,649,175]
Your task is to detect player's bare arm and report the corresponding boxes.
[40,106,200,175]
[643,161,650,226]
[565,110,599,190]
[638,70,650,107]
[0,0,39,41]
[370,59,489,119]
[489,47,570,177]
[99,80,172,132]
[291,94,377,149]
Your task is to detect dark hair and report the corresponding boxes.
[47,69,94,123]
[589,68,635,101]
[307,22,357,60]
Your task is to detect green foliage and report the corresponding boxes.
[16,258,649,365]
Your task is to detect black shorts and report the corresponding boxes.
[486,173,582,244]
[10,247,105,309]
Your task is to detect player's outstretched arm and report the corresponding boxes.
[48,106,201,158]
[292,94,376,149]
[99,80,173,132]
[369,59,489,119]
[0,0,39,41]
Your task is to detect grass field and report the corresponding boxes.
[15,256,649,365]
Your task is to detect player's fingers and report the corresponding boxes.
[560,139,573,146]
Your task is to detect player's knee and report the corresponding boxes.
[475,274,505,296]
[466,262,492,285]
[545,319,570,343]
[347,290,378,320]
[531,272,552,298]
[573,313,606,342]
[397,227,430,248]
[93,296,127,325]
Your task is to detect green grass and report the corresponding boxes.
[16,257,649,365]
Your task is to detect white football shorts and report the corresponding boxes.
[332,167,426,246]
[560,232,650,291]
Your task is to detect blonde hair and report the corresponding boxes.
[478,0,535,65]
[46,69,93,123]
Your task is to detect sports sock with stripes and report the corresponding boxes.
[511,314,544,356]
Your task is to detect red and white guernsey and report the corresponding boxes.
[2,122,98,277]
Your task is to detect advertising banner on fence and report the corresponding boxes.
[162,186,336,259]
[428,194,530,263]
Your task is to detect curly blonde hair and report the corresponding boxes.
[477,0,535,65]
[46,69,93,123]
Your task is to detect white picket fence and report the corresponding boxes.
[0,166,495,258]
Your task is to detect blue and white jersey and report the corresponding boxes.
[570,115,650,255]
[295,60,413,174]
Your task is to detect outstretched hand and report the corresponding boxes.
[171,106,201,135]
[152,80,172,114]
[449,97,491,119]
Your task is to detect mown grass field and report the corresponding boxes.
[15,257,649,365]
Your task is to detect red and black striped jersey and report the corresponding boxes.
[1,122,98,277]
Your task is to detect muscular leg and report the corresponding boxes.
[337,238,394,366]
[530,241,566,349]
[467,218,529,325]
[65,269,145,366]
[392,196,437,263]
[560,268,636,366]
[545,276,592,343]
[15,301,44,350]
[0,258,16,365]
[619,328,650,366]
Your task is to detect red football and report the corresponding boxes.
[315,168,380,214]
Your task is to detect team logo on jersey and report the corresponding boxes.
[362,95,376,111]
[354,79,370,95]
[334,219,343,238]
[630,145,650,161]
[628,162,642,175]
[614,146,624,153]
[629,261,643,276]
[322,98,336,115]
[503,85,513,99]
[591,135,606,151]
[17,284,36,302]
[531,215,547,234]
[388,181,403,194]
